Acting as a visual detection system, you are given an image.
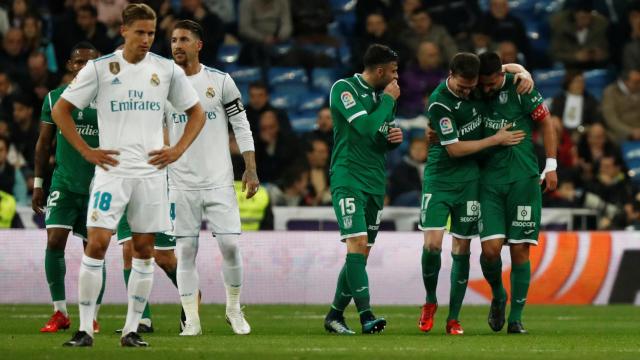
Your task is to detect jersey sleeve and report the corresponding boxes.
[223,74,254,153]
[330,80,368,123]
[427,102,459,145]
[61,60,98,109]
[519,87,545,115]
[168,63,199,112]
[40,91,55,124]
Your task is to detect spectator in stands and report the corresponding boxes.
[388,137,427,206]
[266,164,309,206]
[8,0,31,28]
[0,71,15,117]
[622,3,640,71]
[352,12,407,71]
[255,109,301,183]
[0,187,19,228]
[602,69,640,143]
[497,41,523,65]
[462,22,495,56]
[550,3,609,69]
[290,0,334,44]
[203,0,236,26]
[305,137,331,206]
[401,7,458,64]
[577,123,621,182]
[0,136,27,205]
[0,27,29,88]
[550,70,601,133]
[476,0,530,64]
[0,6,8,36]
[423,0,481,40]
[399,40,446,117]
[238,0,292,67]
[9,93,37,172]
[75,4,114,55]
[246,81,292,137]
[22,14,57,73]
[51,0,95,71]
[178,0,225,65]
[354,0,404,37]
[303,106,333,151]
[535,116,577,170]
[623,199,640,230]
[584,155,632,229]
[26,52,60,104]
[95,0,128,37]
[543,169,583,208]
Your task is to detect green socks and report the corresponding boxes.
[45,249,66,302]
[124,268,152,320]
[331,264,352,312]
[509,261,531,323]
[96,264,106,305]
[480,256,507,301]
[448,253,470,321]
[345,253,370,316]
[421,248,441,304]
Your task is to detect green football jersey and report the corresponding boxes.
[424,79,484,183]
[329,74,396,195]
[41,85,99,194]
[481,73,545,184]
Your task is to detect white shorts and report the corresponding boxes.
[168,186,241,237]
[87,172,171,233]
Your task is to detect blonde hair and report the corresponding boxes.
[122,3,156,26]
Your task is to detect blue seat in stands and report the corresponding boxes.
[226,65,262,84]
[217,44,241,65]
[297,91,327,113]
[270,91,299,112]
[268,67,309,94]
[622,141,640,184]
[290,111,318,134]
[533,68,565,98]
[584,69,613,100]
[312,68,339,93]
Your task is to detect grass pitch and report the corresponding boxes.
[1,304,638,359]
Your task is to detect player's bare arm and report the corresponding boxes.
[538,113,558,192]
[148,102,205,168]
[241,151,259,199]
[444,124,525,158]
[32,122,55,214]
[51,98,119,171]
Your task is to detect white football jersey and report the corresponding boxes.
[165,65,254,189]
[61,50,199,178]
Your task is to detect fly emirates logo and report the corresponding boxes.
[110,90,162,112]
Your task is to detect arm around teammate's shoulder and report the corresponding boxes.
[445,124,526,158]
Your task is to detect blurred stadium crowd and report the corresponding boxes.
[0,0,639,230]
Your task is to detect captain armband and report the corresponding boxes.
[224,98,245,117]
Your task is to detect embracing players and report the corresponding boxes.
[52,3,205,347]
[33,42,103,333]
[323,44,403,335]
[165,19,258,336]
[476,52,557,334]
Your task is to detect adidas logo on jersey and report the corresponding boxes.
[111,77,121,85]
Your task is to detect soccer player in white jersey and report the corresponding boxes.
[166,20,259,336]
[52,4,205,347]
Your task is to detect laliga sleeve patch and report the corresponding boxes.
[439,117,454,135]
[341,91,356,109]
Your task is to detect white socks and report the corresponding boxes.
[78,255,104,336]
[177,236,200,324]
[122,257,154,335]
[216,234,243,311]
[53,300,67,316]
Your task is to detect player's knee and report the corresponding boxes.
[510,244,530,265]
[154,250,177,272]
[481,246,501,262]
[346,236,368,253]
[425,243,442,253]
[216,235,240,261]
[46,232,68,250]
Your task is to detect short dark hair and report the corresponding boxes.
[363,44,399,69]
[77,4,98,18]
[121,3,156,26]
[249,81,268,92]
[71,41,98,55]
[562,69,584,90]
[12,92,34,107]
[411,7,430,18]
[478,52,502,76]
[450,53,480,79]
[173,20,204,41]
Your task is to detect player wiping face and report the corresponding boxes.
[364,52,403,144]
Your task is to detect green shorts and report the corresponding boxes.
[116,209,176,250]
[44,188,89,240]
[331,187,384,245]
[479,176,541,245]
[419,180,479,239]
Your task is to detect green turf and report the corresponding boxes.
[1,304,638,359]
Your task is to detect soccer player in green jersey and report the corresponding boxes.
[418,53,529,335]
[32,42,102,333]
[476,52,557,334]
[323,44,403,335]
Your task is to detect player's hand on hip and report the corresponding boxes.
[82,148,119,171]
[387,127,403,144]
[514,71,534,94]
[495,124,526,146]
[540,170,558,193]
[384,80,400,100]
[148,146,181,169]
[242,168,260,199]
[31,187,45,215]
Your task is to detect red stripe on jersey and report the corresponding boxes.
[531,103,550,122]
